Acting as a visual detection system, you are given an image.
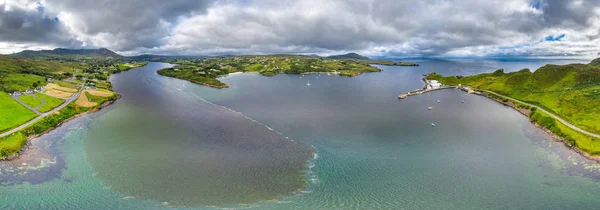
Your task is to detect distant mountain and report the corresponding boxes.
[129,54,174,61]
[327,52,371,60]
[12,48,124,60]
[129,54,208,62]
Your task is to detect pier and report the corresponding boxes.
[398,78,480,99]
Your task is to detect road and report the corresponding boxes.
[479,90,600,139]
[0,80,86,138]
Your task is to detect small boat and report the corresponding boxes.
[431,123,436,127]
[437,100,440,103]
[307,81,311,86]
[461,100,464,103]
[428,106,433,110]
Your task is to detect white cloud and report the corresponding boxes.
[0,0,599,58]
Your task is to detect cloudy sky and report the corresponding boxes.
[1,0,599,58]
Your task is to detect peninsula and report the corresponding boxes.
[155,54,414,88]
[400,58,600,159]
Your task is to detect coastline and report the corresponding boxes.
[0,62,149,161]
[398,78,600,163]
[0,94,120,162]
[159,68,381,89]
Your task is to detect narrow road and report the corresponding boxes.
[479,90,600,138]
[0,80,86,138]
[31,94,47,112]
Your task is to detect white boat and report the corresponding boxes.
[437,100,440,103]
[428,107,433,110]
[307,81,311,86]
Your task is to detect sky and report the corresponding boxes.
[0,0,599,58]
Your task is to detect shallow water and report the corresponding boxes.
[2,59,600,209]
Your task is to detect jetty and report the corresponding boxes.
[398,77,480,99]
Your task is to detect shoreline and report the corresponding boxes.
[0,62,148,161]
[475,91,600,163]
[397,78,600,163]
[0,92,121,162]
[160,68,380,89]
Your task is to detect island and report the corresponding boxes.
[399,58,600,160]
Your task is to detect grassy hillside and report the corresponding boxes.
[0,55,86,92]
[426,61,600,134]
[327,52,370,60]
[0,52,145,93]
[12,48,124,61]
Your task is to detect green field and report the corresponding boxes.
[0,132,27,158]
[0,92,37,133]
[1,73,46,92]
[54,81,77,88]
[36,93,65,112]
[18,94,44,108]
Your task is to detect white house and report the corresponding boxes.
[429,80,442,89]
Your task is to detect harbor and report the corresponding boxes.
[398,77,480,99]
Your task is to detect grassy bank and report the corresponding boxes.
[0,133,27,158]
[530,109,600,156]
[472,89,600,156]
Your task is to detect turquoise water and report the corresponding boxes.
[2,59,600,209]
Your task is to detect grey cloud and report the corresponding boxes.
[46,0,216,51]
[2,0,600,57]
[0,3,81,47]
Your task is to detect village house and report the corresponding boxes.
[429,80,442,89]
[10,91,23,97]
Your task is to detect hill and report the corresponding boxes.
[590,57,600,66]
[327,52,370,60]
[0,55,86,92]
[426,60,600,154]
[327,52,418,66]
[12,48,124,61]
